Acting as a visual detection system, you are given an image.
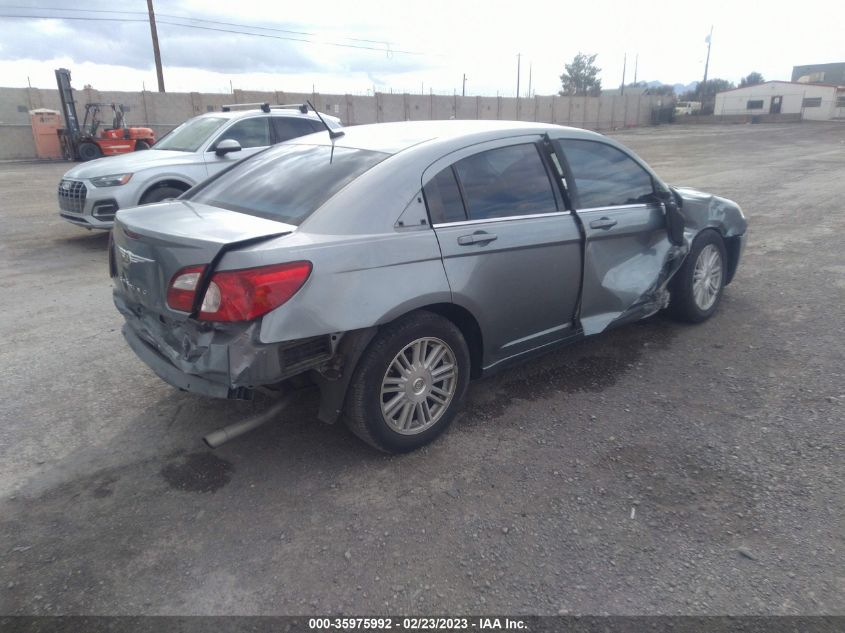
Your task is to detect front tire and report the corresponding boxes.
[344,311,470,453]
[140,185,186,205]
[78,142,102,161]
[668,230,727,323]
[135,140,151,151]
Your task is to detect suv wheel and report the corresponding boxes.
[344,311,470,453]
[141,185,186,205]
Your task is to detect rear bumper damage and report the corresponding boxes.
[116,293,335,400]
[123,324,233,398]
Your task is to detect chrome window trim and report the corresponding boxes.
[432,210,571,229]
[576,203,657,214]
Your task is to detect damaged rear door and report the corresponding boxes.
[555,139,684,335]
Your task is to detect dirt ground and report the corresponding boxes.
[0,122,842,616]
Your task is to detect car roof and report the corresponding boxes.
[300,120,607,155]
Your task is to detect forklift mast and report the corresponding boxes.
[55,68,80,140]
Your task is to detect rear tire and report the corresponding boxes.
[78,142,102,161]
[668,230,727,323]
[140,185,186,205]
[344,311,470,453]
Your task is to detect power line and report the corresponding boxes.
[0,5,316,36]
[0,6,422,54]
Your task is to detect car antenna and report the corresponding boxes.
[306,100,342,163]
[306,100,344,140]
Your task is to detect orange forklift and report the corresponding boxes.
[55,68,156,161]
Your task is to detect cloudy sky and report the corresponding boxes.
[0,0,841,96]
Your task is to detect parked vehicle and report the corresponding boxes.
[57,103,341,230]
[55,68,156,161]
[674,101,702,116]
[111,120,747,453]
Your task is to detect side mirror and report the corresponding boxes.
[215,139,242,157]
[657,187,685,247]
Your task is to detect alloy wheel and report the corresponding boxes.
[380,337,458,435]
[692,244,723,311]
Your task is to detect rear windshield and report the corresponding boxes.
[155,116,227,152]
[188,144,389,225]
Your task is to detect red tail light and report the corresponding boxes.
[166,265,206,312]
[166,262,312,321]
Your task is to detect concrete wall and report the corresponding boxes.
[0,86,665,161]
[714,82,843,121]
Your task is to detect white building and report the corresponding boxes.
[714,81,845,121]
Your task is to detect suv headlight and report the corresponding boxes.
[90,173,133,187]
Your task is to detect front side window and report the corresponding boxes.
[189,144,388,226]
[154,116,227,152]
[557,140,654,209]
[214,117,271,149]
[452,144,557,221]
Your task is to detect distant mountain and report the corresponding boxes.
[639,80,699,95]
[673,81,699,95]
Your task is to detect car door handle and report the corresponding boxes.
[457,231,498,246]
[589,217,618,230]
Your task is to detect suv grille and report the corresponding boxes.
[58,180,86,213]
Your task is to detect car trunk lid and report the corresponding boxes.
[112,199,293,320]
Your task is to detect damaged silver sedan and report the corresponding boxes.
[111,120,747,452]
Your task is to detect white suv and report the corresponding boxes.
[57,104,342,230]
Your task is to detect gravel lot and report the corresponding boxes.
[0,122,843,616]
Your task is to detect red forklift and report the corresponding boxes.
[55,68,156,161]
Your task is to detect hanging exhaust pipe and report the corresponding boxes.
[203,395,292,448]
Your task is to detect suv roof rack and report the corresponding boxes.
[221,102,271,113]
[220,102,311,114]
[268,104,309,114]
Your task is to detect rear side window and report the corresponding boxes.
[453,144,557,220]
[214,117,270,149]
[423,168,466,224]
[189,144,388,226]
[557,140,654,209]
[272,117,320,142]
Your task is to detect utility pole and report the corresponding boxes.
[633,53,638,85]
[701,26,713,102]
[527,63,532,98]
[621,53,627,95]
[516,53,521,98]
[462,73,467,97]
[146,0,165,92]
